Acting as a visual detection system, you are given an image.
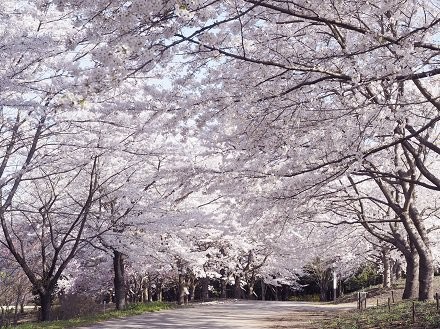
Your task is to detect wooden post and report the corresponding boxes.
[388,298,391,311]
[358,292,367,310]
[436,293,439,311]
[377,299,379,307]
[391,290,395,303]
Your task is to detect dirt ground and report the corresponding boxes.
[267,310,337,328]
[76,300,356,329]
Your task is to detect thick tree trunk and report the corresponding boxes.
[402,250,419,300]
[406,208,434,301]
[113,250,126,310]
[39,290,52,321]
[419,250,434,301]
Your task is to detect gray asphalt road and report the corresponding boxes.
[76,300,355,329]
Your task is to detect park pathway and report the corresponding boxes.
[76,300,355,329]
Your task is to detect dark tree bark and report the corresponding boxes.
[220,278,227,299]
[201,277,209,301]
[418,250,434,301]
[38,290,52,321]
[113,250,126,310]
[234,275,242,299]
[261,280,266,301]
[178,274,185,305]
[402,249,419,299]
[157,279,163,302]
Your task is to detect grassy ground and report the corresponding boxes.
[320,300,440,329]
[15,302,171,329]
[318,277,440,329]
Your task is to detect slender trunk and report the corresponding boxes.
[20,300,25,314]
[157,280,163,302]
[234,275,242,299]
[402,250,419,300]
[147,278,153,302]
[113,250,126,310]
[382,248,391,288]
[13,295,19,325]
[189,282,196,302]
[202,277,209,301]
[393,260,402,281]
[247,274,256,300]
[220,278,227,299]
[178,274,185,305]
[142,287,148,303]
[261,280,266,301]
[248,285,255,300]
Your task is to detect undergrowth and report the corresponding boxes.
[320,300,440,329]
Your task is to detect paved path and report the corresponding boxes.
[77,300,355,329]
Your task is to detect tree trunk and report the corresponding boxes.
[113,250,126,310]
[393,260,402,281]
[248,284,255,300]
[39,290,52,321]
[189,282,196,302]
[157,280,163,302]
[406,208,434,301]
[402,250,419,300]
[186,275,195,302]
[13,295,19,325]
[419,250,434,301]
[261,280,266,301]
[274,286,279,301]
[382,247,391,288]
[142,287,148,303]
[178,274,185,305]
[234,275,242,299]
[220,278,227,299]
[202,277,209,301]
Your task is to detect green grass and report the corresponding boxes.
[288,294,322,302]
[16,302,171,329]
[320,300,440,329]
